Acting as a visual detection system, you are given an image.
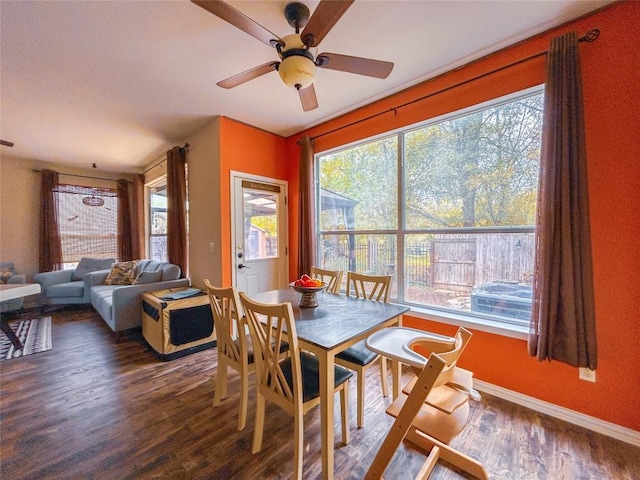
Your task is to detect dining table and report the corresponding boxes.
[250,287,410,480]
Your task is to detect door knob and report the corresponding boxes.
[238,264,251,269]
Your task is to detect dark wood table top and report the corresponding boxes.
[250,288,410,351]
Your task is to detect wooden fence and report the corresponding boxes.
[319,233,534,293]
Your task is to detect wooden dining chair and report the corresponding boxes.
[335,271,393,428]
[310,266,343,294]
[239,292,353,480]
[204,280,255,431]
[364,326,488,479]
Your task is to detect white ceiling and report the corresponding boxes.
[0,0,611,173]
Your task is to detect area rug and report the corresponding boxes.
[0,316,52,361]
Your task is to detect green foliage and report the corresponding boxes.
[319,92,543,230]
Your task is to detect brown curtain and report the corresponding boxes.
[528,31,597,369]
[130,174,145,260]
[298,135,316,277]
[166,146,187,278]
[39,169,62,272]
[117,179,133,261]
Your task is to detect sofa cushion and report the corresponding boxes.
[133,270,162,285]
[72,257,116,281]
[47,281,85,298]
[137,260,161,273]
[159,264,181,281]
[90,285,115,326]
[104,261,138,285]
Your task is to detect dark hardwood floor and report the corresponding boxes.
[1,307,638,480]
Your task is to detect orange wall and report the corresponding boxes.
[284,1,640,431]
[218,117,290,286]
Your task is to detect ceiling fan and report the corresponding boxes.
[192,0,394,111]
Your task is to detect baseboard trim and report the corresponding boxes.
[473,379,640,447]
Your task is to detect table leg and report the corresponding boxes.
[1,317,23,350]
[318,350,335,480]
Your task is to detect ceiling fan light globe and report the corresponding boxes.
[278,55,316,89]
[281,33,305,51]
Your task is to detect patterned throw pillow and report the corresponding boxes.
[104,261,138,286]
[1,266,15,284]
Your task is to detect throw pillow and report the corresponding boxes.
[1,266,16,284]
[104,261,138,286]
[72,257,116,281]
[133,270,162,285]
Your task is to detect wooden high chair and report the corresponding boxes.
[364,326,488,480]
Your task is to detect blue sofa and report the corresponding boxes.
[34,257,116,307]
[88,260,189,333]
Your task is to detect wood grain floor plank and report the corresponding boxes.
[1,307,638,479]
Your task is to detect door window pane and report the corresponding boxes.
[243,189,278,260]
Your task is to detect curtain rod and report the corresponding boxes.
[305,29,600,144]
[142,143,190,174]
[32,169,132,184]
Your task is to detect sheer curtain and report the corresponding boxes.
[166,146,187,278]
[528,31,597,369]
[39,169,62,272]
[117,179,133,261]
[298,135,316,277]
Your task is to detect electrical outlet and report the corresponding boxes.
[209,242,215,253]
[579,367,596,382]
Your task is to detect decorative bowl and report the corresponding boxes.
[289,281,327,308]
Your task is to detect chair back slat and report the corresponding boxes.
[408,327,472,387]
[204,280,246,364]
[346,272,391,303]
[311,266,343,294]
[240,293,301,407]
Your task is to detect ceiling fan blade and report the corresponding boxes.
[191,0,281,47]
[301,0,354,47]
[316,52,393,79]
[217,62,279,89]
[298,84,318,112]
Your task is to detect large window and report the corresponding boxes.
[147,178,168,262]
[316,88,543,328]
[56,184,118,268]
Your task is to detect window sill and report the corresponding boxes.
[402,305,529,341]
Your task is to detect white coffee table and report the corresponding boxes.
[0,283,41,349]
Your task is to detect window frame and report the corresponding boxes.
[55,182,118,268]
[315,85,544,339]
[145,175,168,263]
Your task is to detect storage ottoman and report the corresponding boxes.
[141,288,216,361]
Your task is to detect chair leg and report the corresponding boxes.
[357,368,365,428]
[379,357,389,397]
[293,408,304,480]
[213,360,227,406]
[237,367,249,431]
[252,393,266,454]
[340,382,350,445]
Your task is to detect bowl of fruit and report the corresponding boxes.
[290,274,327,308]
